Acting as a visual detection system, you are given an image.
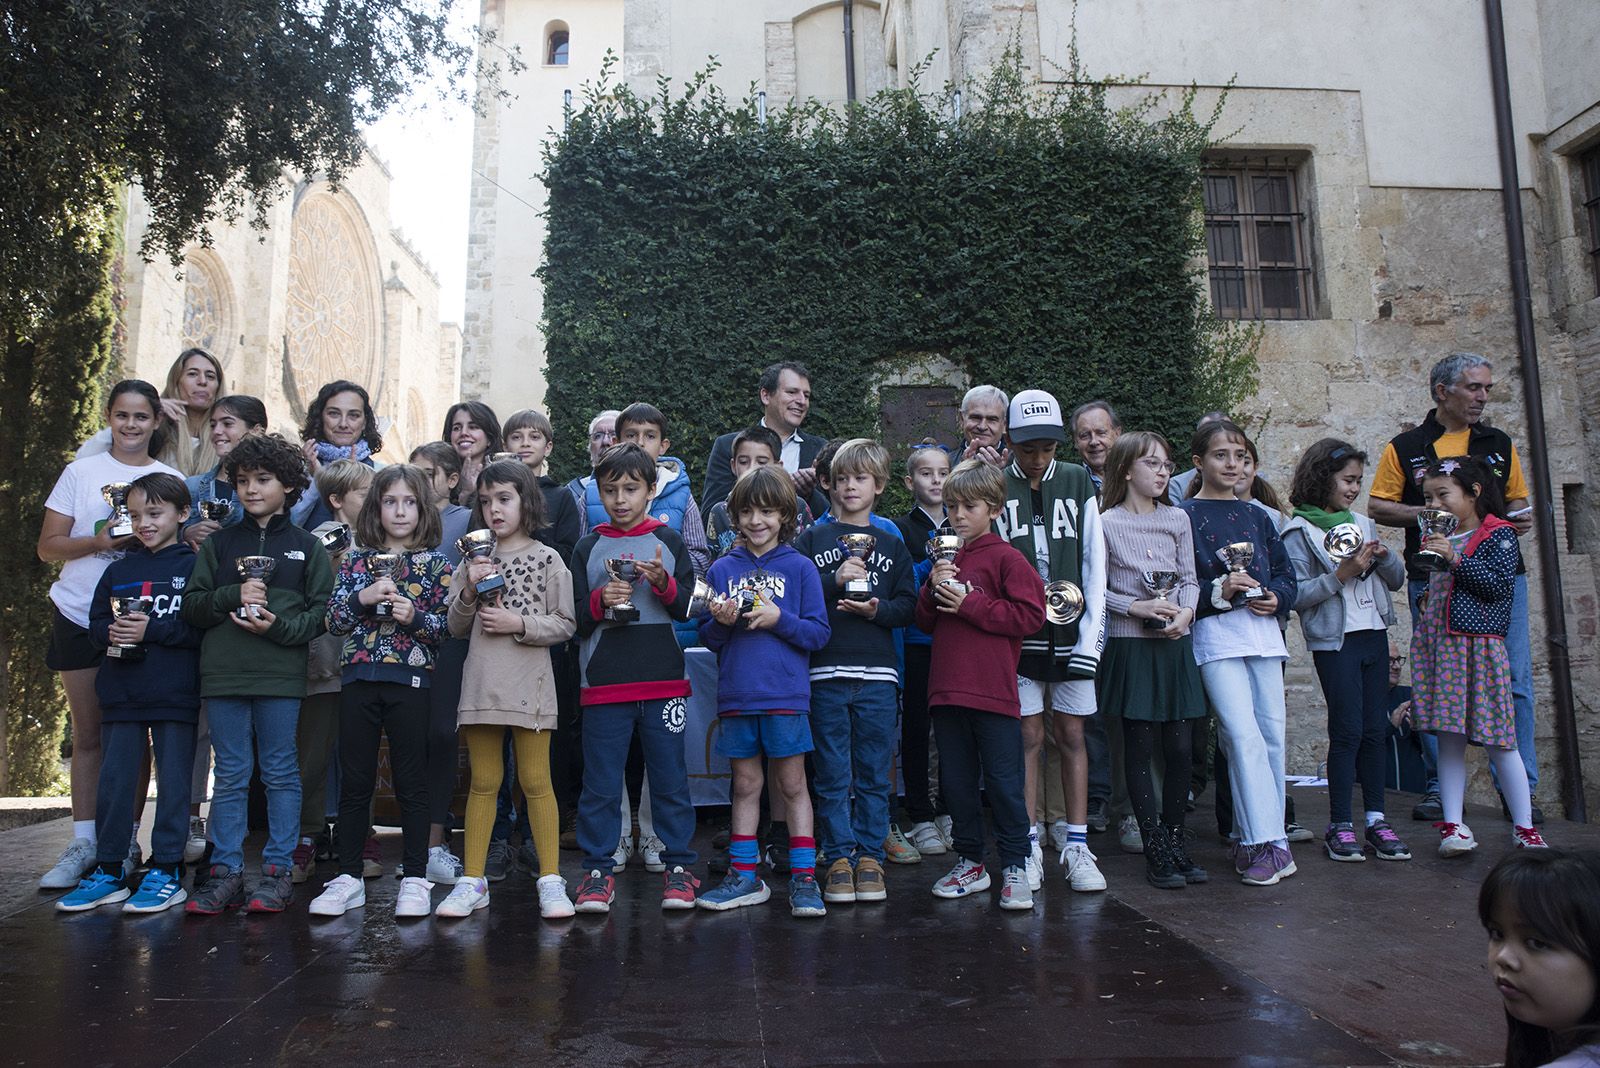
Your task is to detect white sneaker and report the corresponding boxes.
[183,817,208,864]
[999,864,1035,910]
[537,874,576,919]
[1027,835,1044,892]
[933,815,954,849]
[612,834,634,874]
[308,873,366,916]
[1061,842,1108,892]
[39,837,97,890]
[907,821,948,856]
[1048,819,1070,855]
[436,877,490,917]
[1438,822,1478,857]
[426,845,464,885]
[1118,814,1144,854]
[639,835,666,873]
[395,876,434,918]
[932,857,991,898]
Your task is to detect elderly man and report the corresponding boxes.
[1369,351,1541,824]
[945,384,1011,467]
[702,362,827,516]
[1071,400,1122,493]
[567,409,619,538]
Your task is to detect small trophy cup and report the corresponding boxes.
[1323,522,1379,580]
[199,499,232,524]
[1413,510,1460,572]
[603,558,641,623]
[101,483,134,539]
[1044,580,1085,626]
[1216,542,1265,599]
[235,555,277,619]
[926,532,969,593]
[836,534,878,601]
[1141,570,1181,631]
[107,595,154,660]
[367,553,402,618]
[490,452,518,463]
[690,577,759,623]
[456,529,505,604]
[318,523,352,555]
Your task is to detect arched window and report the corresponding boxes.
[547,28,569,65]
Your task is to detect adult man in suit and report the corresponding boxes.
[703,362,828,516]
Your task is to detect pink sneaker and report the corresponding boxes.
[662,865,700,910]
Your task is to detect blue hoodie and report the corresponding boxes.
[88,542,204,723]
[699,543,830,714]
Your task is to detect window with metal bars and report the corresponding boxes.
[1202,160,1316,320]
[1582,144,1600,298]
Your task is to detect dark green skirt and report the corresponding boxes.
[1096,635,1208,722]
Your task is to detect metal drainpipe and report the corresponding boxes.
[843,0,858,103]
[1483,0,1587,821]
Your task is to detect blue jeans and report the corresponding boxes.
[809,679,898,864]
[1409,575,1539,794]
[1198,657,1286,846]
[208,696,302,872]
[577,699,697,873]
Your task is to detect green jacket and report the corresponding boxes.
[182,512,334,698]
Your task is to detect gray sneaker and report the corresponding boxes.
[516,838,539,876]
[999,865,1034,910]
[39,837,97,891]
[484,840,511,883]
[185,865,245,914]
[1117,815,1144,854]
[245,864,294,913]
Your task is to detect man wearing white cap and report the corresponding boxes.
[996,389,1108,893]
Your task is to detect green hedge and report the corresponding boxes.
[540,52,1255,497]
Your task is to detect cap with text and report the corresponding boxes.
[1007,389,1068,444]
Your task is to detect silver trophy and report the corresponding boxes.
[603,558,641,623]
[836,534,878,601]
[490,452,519,463]
[235,555,276,619]
[1141,569,1181,631]
[456,529,505,604]
[367,552,402,618]
[1324,522,1378,579]
[101,483,134,539]
[925,532,965,590]
[1414,510,1459,572]
[1044,580,1085,626]
[107,595,154,660]
[318,523,352,556]
[199,498,232,524]
[1216,542,1265,599]
[690,576,760,622]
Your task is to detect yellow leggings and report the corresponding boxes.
[461,725,559,879]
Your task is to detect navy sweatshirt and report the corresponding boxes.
[1178,497,1296,621]
[699,544,831,714]
[792,520,917,685]
[89,542,203,723]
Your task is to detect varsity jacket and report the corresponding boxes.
[326,547,454,688]
[572,518,694,706]
[88,543,203,723]
[1436,514,1518,638]
[792,519,917,686]
[1385,409,1524,580]
[699,544,831,714]
[996,457,1107,681]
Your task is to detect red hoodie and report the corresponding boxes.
[915,532,1047,717]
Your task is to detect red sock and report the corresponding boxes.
[730,834,759,874]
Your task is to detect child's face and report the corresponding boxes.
[738,505,783,555]
[128,489,187,550]
[1486,901,1597,1033]
[829,468,882,519]
[209,410,256,459]
[946,496,1000,541]
[330,479,372,527]
[905,452,950,508]
[449,409,491,461]
[506,426,553,471]
[107,393,159,457]
[731,442,777,479]
[1194,434,1248,495]
[619,421,668,461]
[409,459,457,507]
[1234,453,1258,497]
[1329,458,1365,511]
[1422,475,1478,523]
[480,480,524,540]
[236,467,289,520]
[1127,446,1172,501]
[379,479,422,547]
[599,472,653,530]
[1014,439,1057,483]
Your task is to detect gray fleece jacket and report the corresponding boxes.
[1281,513,1406,651]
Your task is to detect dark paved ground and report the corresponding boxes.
[2,787,1591,1066]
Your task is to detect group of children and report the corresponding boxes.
[37,370,1548,925]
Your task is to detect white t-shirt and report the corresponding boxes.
[45,452,181,627]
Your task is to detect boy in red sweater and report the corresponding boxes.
[916,460,1046,909]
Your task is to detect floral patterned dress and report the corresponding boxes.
[1410,529,1516,747]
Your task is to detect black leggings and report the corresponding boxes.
[1123,719,1194,828]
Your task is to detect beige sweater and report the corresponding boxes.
[447,542,576,730]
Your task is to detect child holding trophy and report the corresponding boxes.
[1095,433,1208,891]
[435,460,578,920]
[1409,456,1544,856]
[56,473,202,913]
[37,380,181,891]
[182,433,333,915]
[309,465,454,920]
[696,466,831,917]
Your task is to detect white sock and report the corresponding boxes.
[73,819,96,844]
[1487,746,1533,827]
[1364,812,1384,828]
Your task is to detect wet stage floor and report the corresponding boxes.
[4,788,1589,1066]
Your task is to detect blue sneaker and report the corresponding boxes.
[124,868,188,914]
[696,869,771,911]
[56,869,130,912]
[789,873,826,918]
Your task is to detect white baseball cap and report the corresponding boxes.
[1007,389,1067,444]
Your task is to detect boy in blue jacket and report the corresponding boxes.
[59,473,202,914]
[697,467,831,917]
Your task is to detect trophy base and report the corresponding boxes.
[608,605,640,624]
[843,583,873,602]
[236,606,262,620]
[107,645,145,661]
[1142,618,1171,631]
[1413,552,1451,572]
[476,576,506,601]
[374,605,394,619]
[108,522,134,539]
[1242,588,1267,599]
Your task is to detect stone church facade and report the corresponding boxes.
[118,150,462,463]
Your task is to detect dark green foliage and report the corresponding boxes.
[540,52,1258,493]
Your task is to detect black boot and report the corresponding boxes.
[1165,822,1208,884]
[1142,818,1184,889]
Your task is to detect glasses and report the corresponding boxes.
[1390,656,1406,666]
[1138,458,1178,475]
[590,431,616,442]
